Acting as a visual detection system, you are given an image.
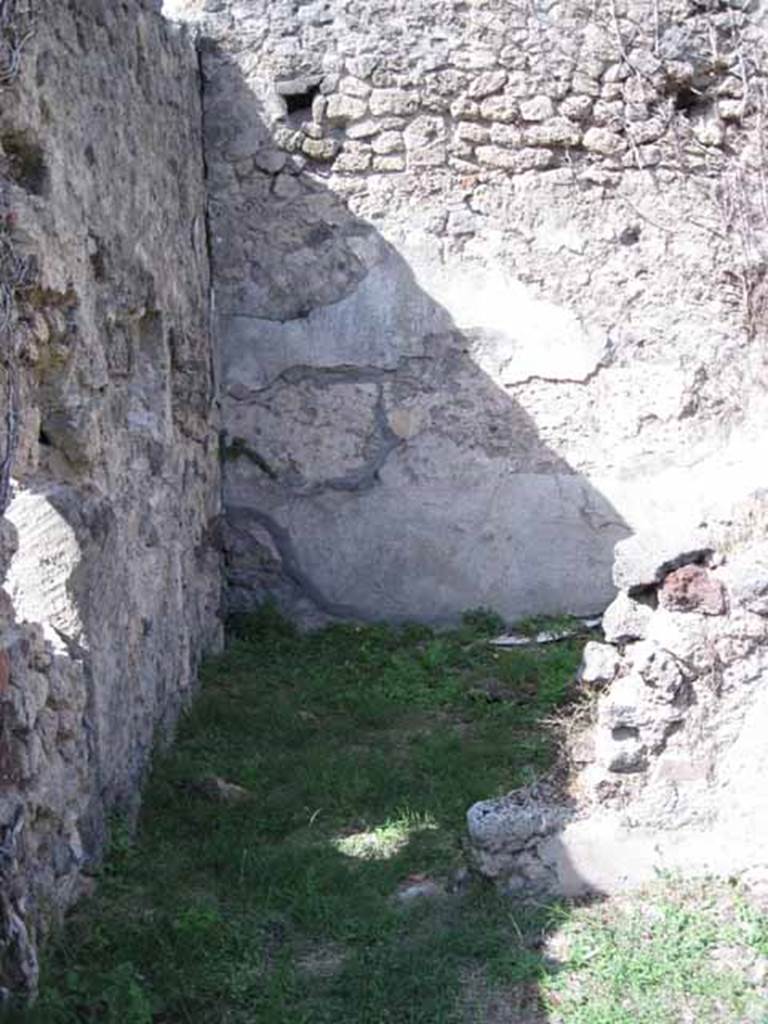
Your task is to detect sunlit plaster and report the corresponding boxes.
[4,483,86,651]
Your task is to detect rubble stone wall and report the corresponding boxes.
[171,0,768,624]
[468,492,768,897]
[0,0,221,998]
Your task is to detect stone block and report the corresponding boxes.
[347,118,384,139]
[489,123,522,146]
[514,147,554,171]
[582,126,627,155]
[450,97,481,120]
[372,154,405,172]
[559,94,593,120]
[325,94,368,124]
[719,542,768,615]
[659,565,726,615]
[468,70,507,99]
[369,88,418,116]
[578,641,620,687]
[339,76,371,99]
[302,137,340,161]
[455,121,489,144]
[333,142,372,172]
[479,94,519,123]
[519,95,555,122]
[476,144,519,169]
[524,118,581,147]
[602,592,653,643]
[627,641,686,701]
[403,116,446,166]
[612,529,714,591]
[254,148,287,174]
[372,130,404,154]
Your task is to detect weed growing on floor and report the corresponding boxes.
[542,877,768,1024]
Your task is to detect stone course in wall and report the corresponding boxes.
[467,492,768,897]
[0,0,221,999]
[168,0,768,624]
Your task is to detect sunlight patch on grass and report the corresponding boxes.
[333,811,439,861]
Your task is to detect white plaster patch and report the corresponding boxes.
[411,261,608,384]
[161,0,197,17]
[5,486,85,650]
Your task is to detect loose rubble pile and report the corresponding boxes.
[469,494,768,897]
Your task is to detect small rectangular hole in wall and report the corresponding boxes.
[0,130,49,197]
[276,76,322,118]
[284,84,320,116]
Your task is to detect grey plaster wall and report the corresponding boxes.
[0,0,220,998]
[170,0,768,625]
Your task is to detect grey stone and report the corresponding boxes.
[613,529,714,591]
[627,641,686,701]
[372,130,404,155]
[599,674,648,731]
[325,94,367,124]
[372,154,405,172]
[720,541,768,615]
[519,95,555,122]
[455,121,489,144]
[479,94,519,122]
[488,123,523,146]
[334,143,372,172]
[254,148,287,174]
[344,119,380,141]
[582,126,627,155]
[559,94,593,120]
[302,137,339,161]
[578,641,620,687]
[476,145,520,169]
[403,116,446,166]
[467,787,568,881]
[369,88,418,116]
[339,76,371,99]
[450,97,481,120]
[602,592,653,643]
[467,70,507,99]
[524,118,582,147]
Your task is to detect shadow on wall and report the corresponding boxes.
[207,48,630,625]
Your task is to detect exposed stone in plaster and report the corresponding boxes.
[169,0,768,624]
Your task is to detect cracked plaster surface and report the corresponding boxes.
[177,0,768,623]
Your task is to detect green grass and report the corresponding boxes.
[9,607,768,1023]
[542,878,768,1024]
[13,607,578,1024]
